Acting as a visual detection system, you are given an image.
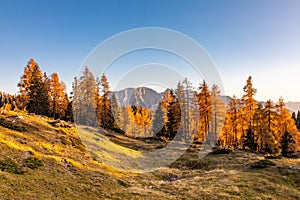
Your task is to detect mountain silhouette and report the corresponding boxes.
[113,87,162,110]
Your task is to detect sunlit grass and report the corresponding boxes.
[0,112,136,177]
[76,126,145,173]
[0,132,36,153]
[77,126,143,158]
[0,111,299,199]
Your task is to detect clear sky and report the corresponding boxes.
[0,0,299,102]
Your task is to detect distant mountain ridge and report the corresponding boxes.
[286,102,300,113]
[113,87,231,110]
[113,87,162,110]
[112,87,300,112]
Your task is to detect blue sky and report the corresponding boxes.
[0,0,300,101]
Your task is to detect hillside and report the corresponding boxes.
[0,110,300,199]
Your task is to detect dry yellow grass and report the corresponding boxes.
[0,110,299,199]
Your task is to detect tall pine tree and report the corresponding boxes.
[72,66,97,126]
[49,73,68,119]
[18,58,37,109]
[27,64,50,115]
[97,73,113,128]
[196,80,212,142]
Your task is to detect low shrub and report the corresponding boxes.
[211,148,233,155]
[0,159,24,174]
[24,157,43,169]
[250,159,276,169]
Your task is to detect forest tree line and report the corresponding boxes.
[72,66,225,143]
[71,64,300,157]
[1,58,300,157]
[219,77,300,156]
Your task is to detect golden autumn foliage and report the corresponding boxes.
[219,76,300,156]
[2,59,300,156]
[49,73,68,119]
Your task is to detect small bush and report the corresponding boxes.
[264,155,282,159]
[117,179,129,187]
[250,159,276,169]
[24,157,43,169]
[0,159,24,174]
[211,148,233,155]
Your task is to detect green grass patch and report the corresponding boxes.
[23,157,43,169]
[0,159,24,174]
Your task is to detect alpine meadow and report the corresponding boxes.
[1,1,300,199]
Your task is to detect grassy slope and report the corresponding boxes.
[0,110,300,200]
